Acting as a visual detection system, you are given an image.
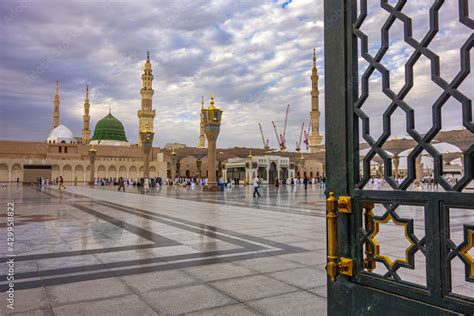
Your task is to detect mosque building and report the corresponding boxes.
[2,50,466,184]
[0,51,328,184]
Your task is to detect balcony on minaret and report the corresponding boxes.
[138,51,155,147]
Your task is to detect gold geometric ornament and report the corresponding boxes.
[459,228,474,279]
[370,213,416,269]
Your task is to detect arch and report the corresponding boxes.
[129,166,137,179]
[199,156,209,178]
[149,166,157,178]
[280,166,289,180]
[74,165,84,182]
[11,164,22,182]
[52,164,60,181]
[257,167,267,180]
[0,164,8,182]
[86,165,91,181]
[118,166,127,178]
[269,162,278,184]
[139,166,144,178]
[179,156,198,177]
[62,165,73,182]
[108,165,117,178]
[97,165,106,178]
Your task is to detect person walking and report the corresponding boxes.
[117,177,125,192]
[58,176,66,191]
[275,178,279,188]
[143,176,150,193]
[303,176,308,190]
[253,176,261,198]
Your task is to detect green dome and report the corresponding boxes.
[92,112,128,142]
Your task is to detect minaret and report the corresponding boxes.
[197,96,206,148]
[138,51,156,147]
[309,48,323,152]
[53,80,60,128]
[82,85,91,143]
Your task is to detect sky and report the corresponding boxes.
[0,0,471,150]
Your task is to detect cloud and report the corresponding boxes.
[0,0,469,152]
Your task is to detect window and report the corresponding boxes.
[58,147,62,153]
[64,147,68,153]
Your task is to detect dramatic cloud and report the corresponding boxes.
[0,0,469,151]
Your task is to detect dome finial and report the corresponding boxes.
[209,94,215,109]
[201,96,204,109]
[56,80,59,95]
[109,107,111,115]
[313,48,316,65]
[86,84,89,98]
[147,50,150,61]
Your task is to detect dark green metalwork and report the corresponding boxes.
[324,0,473,314]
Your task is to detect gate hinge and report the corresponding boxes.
[339,257,354,276]
[338,196,352,213]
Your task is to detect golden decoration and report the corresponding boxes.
[370,213,416,268]
[459,229,474,279]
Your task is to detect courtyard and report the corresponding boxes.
[1,185,328,315]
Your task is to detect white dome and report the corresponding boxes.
[47,124,75,144]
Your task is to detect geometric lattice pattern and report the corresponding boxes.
[353,0,473,191]
[448,225,474,282]
[370,213,416,269]
[360,203,425,282]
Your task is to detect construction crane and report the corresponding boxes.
[296,122,304,152]
[280,104,290,151]
[272,104,290,151]
[272,121,282,150]
[303,118,311,151]
[258,123,270,150]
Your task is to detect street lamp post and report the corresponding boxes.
[170,148,177,180]
[300,153,305,178]
[246,151,253,185]
[88,146,97,185]
[202,95,223,192]
[140,122,154,179]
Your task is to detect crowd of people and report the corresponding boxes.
[365,175,460,190]
[91,176,209,192]
[249,175,327,197]
[29,174,460,193]
[86,175,328,195]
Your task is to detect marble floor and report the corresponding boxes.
[0,184,472,315]
[0,185,328,315]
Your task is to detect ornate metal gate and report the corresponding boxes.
[324,0,473,314]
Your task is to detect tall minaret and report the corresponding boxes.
[82,85,91,143]
[308,48,323,152]
[197,96,206,148]
[137,51,156,147]
[53,80,60,128]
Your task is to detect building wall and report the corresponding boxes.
[0,140,325,182]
